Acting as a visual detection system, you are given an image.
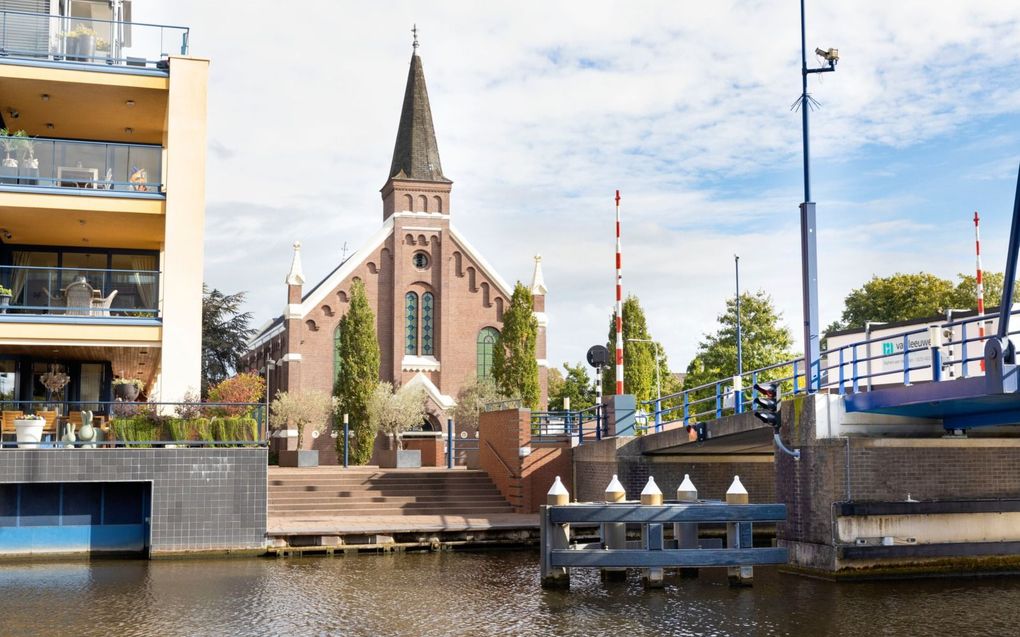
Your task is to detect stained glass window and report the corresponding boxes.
[422,292,434,356]
[405,292,419,355]
[477,327,500,379]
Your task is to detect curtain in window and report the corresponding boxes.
[130,255,158,312]
[405,292,419,355]
[422,292,434,356]
[9,251,32,303]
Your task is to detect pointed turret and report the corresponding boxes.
[381,33,453,219]
[286,241,304,304]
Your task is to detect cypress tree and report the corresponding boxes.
[334,279,380,464]
[492,282,540,409]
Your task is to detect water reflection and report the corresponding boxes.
[0,552,1017,636]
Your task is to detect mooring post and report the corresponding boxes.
[640,476,664,588]
[675,474,699,578]
[602,475,627,582]
[726,475,753,586]
[540,476,571,589]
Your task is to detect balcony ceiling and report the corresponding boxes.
[0,343,159,389]
[0,75,167,145]
[0,205,164,250]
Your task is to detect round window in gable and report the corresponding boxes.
[412,252,430,270]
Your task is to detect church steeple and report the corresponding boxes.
[381,30,453,220]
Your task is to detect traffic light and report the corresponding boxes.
[753,381,781,431]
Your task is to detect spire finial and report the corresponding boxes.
[286,240,305,287]
[412,24,419,52]
[531,253,548,296]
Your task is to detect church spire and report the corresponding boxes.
[388,33,449,183]
[381,29,454,220]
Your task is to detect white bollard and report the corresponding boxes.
[541,476,571,588]
[640,476,664,588]
[602,474,627,582]
[726,475,753,586]
[675,474,699,577]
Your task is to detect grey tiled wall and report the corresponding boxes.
[0,449,267,553]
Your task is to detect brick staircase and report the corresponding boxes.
[268,467,515,517]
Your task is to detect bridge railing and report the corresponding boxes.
[638,308,1020,436]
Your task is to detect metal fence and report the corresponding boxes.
[0,136,163,193]
[0,264,160,318]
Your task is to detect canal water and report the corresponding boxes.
[0,551,1016,636]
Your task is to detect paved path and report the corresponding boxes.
[267,513,538,536]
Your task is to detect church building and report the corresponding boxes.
[243,42,549,459]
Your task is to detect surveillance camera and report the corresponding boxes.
[815,47,839,63]
[7,109,18,119]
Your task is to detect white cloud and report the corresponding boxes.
[136,1,1020,373]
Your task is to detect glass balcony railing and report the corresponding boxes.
[0,265,160,319]
[0,9,188,70]
[0,135,162,193]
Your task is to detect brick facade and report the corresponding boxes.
[242,50,548,462]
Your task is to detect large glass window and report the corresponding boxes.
[405,292,419,355]
[422,292,434,356]
[477,327,500,379]
[0,360,17,409]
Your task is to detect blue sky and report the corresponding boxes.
[140,1,1020,373]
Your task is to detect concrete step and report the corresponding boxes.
[268,494,508,505]
[268,506,516,517]
[268,476,494,487]
[269,487,503,498]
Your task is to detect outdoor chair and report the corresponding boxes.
[38,410,58,441]
[64,279,94,316]
[1,410,23,442]
[91,290,118,316]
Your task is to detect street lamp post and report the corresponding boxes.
[627,338,662,431]
[735,254,743,378]
[798,0,838,393]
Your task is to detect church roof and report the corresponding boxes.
[388,52,451,183]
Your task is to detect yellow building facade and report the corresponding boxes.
[0,2,207,412]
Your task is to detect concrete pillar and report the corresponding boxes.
[675,473,699,578]
[541,476,570,588]
[726,475,753,586]
[602,474,627,582]
[640,476,664,588]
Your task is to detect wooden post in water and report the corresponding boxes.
[602,475,627,582]
[640,476,664,588]
[675,473,699,578]
[541,476,571,588]
[726,475,753,586]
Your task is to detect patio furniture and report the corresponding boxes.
[56,166,98,188]
[92,289,118,316]
[64,278,94,316]
[1,411,23,445]
[38,410,58,441]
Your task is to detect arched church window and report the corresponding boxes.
[477,327,500,379]
[405,292,419,355]
[422,292,434,356]
[334,324,342,381]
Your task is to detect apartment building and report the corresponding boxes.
[0,0,208,412]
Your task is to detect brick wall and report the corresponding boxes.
[0,449,267,554]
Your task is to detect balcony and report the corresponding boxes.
[0,134,162,196]
[0,9,188,74]
[0,264,159,321]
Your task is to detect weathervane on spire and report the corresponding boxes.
[412,24,419,51]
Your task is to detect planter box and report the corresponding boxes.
[379,448,422,469]
[278,449,319,467]
[14,419,44,448]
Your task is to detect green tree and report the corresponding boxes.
[603,294,668,403]
[452,377,507,433]
[549,362,595,411]
[684,291,794,401]
[951,271,1020,311]
[833,273,956,331]
[334,279,380,464]
[202,285,255,398]
[492,282,540,409]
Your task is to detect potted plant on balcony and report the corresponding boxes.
[14,414,45,448]
[16,133,38,186]
[65,25,97,62]
[0,129,21,185]
[113,377,143,401]
[269,390,338,467]
[370,382,427,468]
[0,285,11,313]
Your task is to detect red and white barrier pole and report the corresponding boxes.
[615,190,624,394]
[975,211,985,371]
